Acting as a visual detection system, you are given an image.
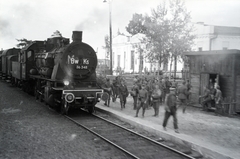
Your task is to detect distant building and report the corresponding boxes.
[192,22,240,51]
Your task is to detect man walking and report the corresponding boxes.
[151,84,162,117]
[135,83,148,117]
[118,80,129,110]
[177,81,189,113]
[130,82,139,110]
[163,88,179,133]
[103,78,111,107]
[162,77,172,103]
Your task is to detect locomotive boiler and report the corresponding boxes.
[11,30,103,114]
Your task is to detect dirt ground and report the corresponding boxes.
[97,96,240,159]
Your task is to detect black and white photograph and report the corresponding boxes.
[0,0,240,158]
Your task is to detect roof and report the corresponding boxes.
[184,49,240,56]
[1,48,20,56]
[214,26,240,36]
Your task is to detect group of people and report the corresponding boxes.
[100,75,193,133]
[199,79,223,114]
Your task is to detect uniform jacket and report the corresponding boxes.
[164,81,172,93]
[215,89,223,103]
[103,81,112,94]
[118,84,129,97]
[131,85,139,97]
[151,88,162,102]
[165,93,177,111]
[177,84,188,100]
[138,88,148,102]
[202,88,211,100]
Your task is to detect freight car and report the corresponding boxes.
[0,48,20,81]
[9,30,104,114]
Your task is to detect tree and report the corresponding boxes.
[167,0,195,79]
[126,0,195,78]
[125,13,147,35]
[16,38,32,48]
[143,3,171,71]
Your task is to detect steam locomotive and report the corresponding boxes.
[0,31,104,114]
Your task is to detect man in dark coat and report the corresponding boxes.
[130,82,139,110]
[135,83,148,117]
[200,86,212,111]
[151,84,162,117]
[214,85,223,115]
[163,88,179,133]
[118,80,129,110]
[103,78,111,107]
[111,77,120,102]
[177,81,189,113]
[162,77,172,103]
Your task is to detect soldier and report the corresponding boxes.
[111,77,120,102]
[163,88,179,133]
[147,79,154,109]
[199,86,212,111]
[158,78,164,104]
[177,81,189,113]
[162,77,172,103]
[103,78,111,107]
[135,83,148,117]
[214,85,223,115]
[118,80,129,110]
[186,79,192,105]
[130,82,139,110]
[151,84,162,117]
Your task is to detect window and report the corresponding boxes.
[117,55,120,67]
[197,41,203,51]
[131,50,134,69]
[222,41,229,50]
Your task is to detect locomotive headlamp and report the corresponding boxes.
[65,93,75,103]
[64,80,70,86]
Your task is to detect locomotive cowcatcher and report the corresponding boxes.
[11,30,104,114]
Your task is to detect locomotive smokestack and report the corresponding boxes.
[72,31,82,42]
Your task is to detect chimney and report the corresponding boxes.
[72,31,82,42]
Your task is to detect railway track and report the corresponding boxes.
[65,111,196,159]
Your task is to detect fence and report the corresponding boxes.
[216,97,237,116]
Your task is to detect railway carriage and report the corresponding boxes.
[1,48,20,81]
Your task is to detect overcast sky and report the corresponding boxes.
[1,0,240,58]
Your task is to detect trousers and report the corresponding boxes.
[163,106,178,129]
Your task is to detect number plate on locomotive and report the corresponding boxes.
[76,65,88,69]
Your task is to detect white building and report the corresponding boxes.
[192,22,240,51]
[111,33,154,74]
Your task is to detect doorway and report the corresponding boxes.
[200,73,219,96]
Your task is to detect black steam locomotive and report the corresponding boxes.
[0,31,104,114]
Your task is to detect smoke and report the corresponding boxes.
[0,19,13,38]
[75,7,107,31]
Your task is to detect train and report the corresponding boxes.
[0,30,105,114]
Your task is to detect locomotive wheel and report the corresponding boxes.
[61,100,69,115]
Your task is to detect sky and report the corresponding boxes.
[0,0,240,58]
